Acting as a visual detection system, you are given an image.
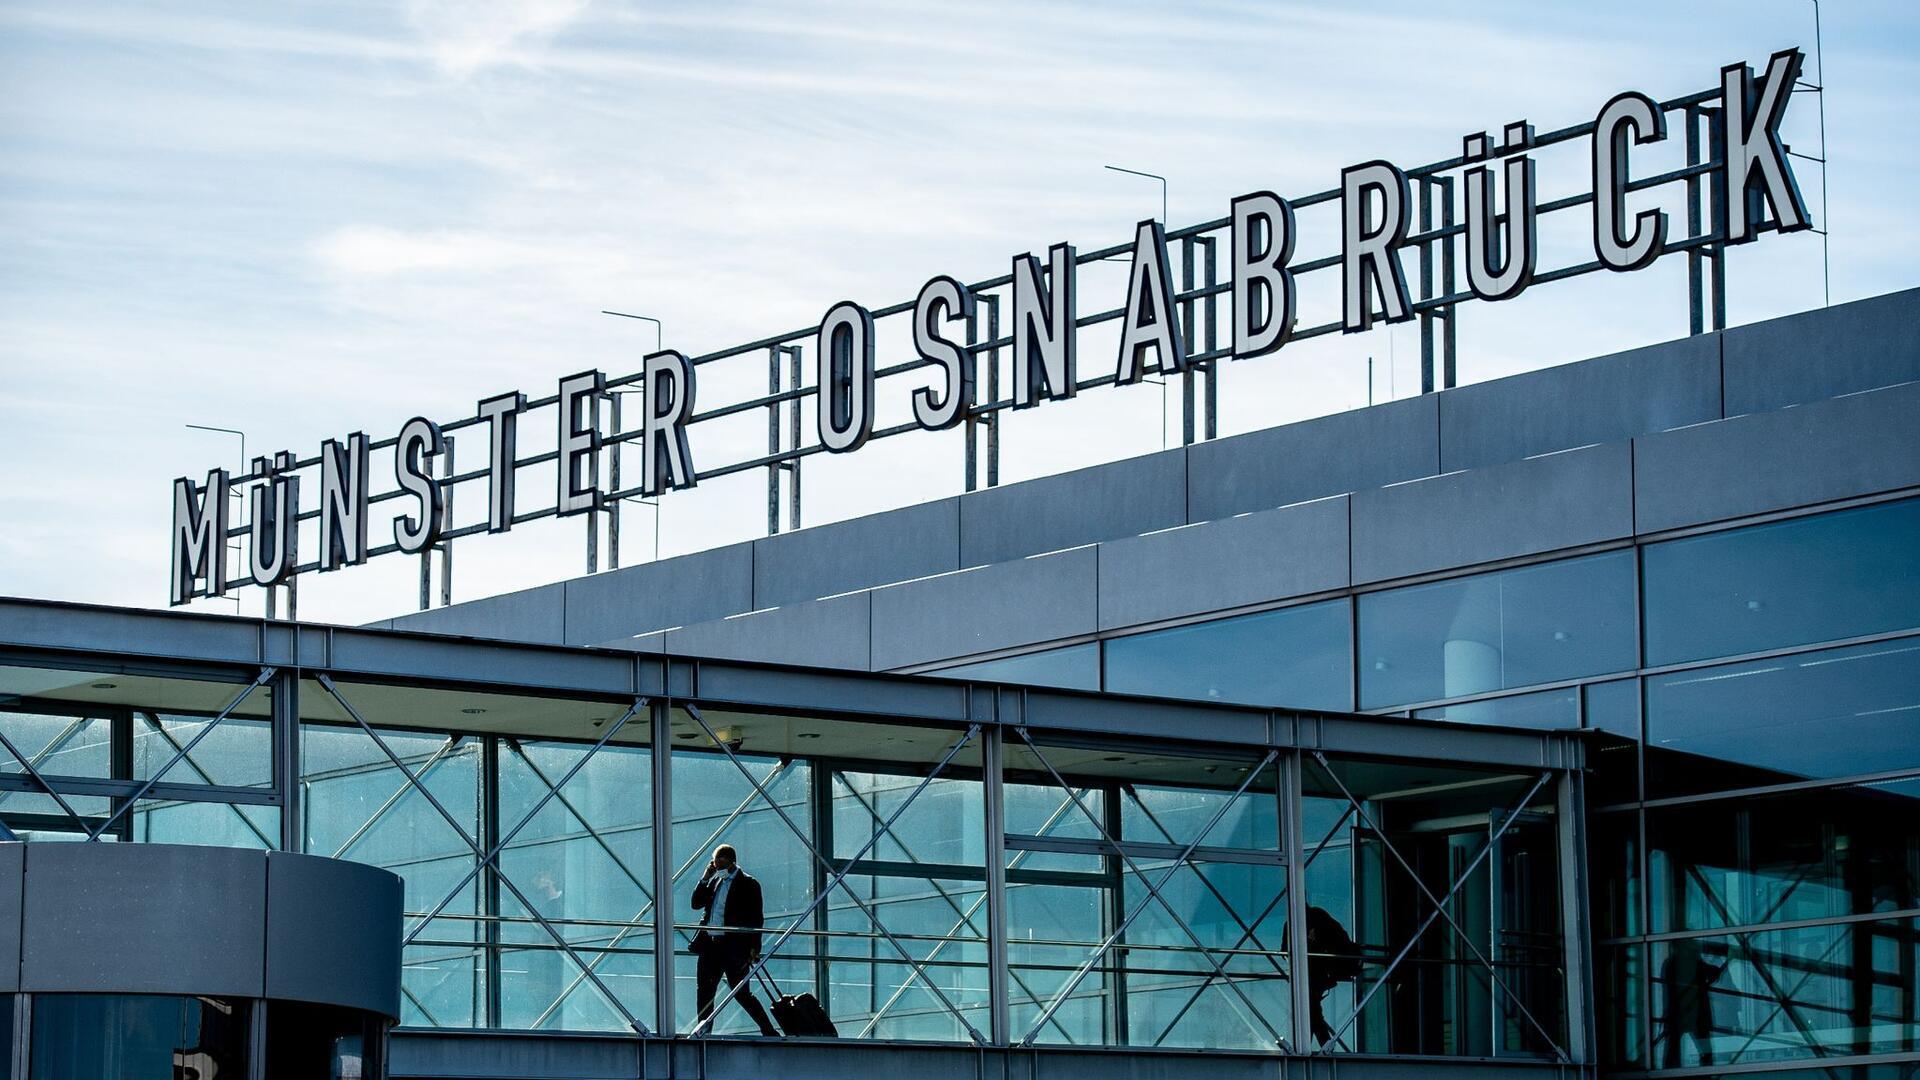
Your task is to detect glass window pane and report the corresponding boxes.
[1645,497,1920,666]
[1359,552,1638,709]
[930,643,1100,691]
[1104,600,1353,711]
[31,994,250,1080]
[496,739,654,1032]
[1648,777,1920,934]
[132,713,272,789]
[1413,687,1580,730]
[267,1000,386,1080]
[1597,945,1647,1069]
[1651,918,1919,1068]
[1303,755,1564,1057]
[1644,638,1920,797]
[132,800,279,849]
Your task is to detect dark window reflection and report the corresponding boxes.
[1648,779,1920,935]
[1359,552,1637,709]
[1644,638,1920,797]
[1303,758,1565,1057]
[1644,497,1920,666]
[1597,945,1646,1069]
[267,1000,386,1080]
[1104,600,1353,711]
[1651,918,1919,1069]
[1412,687,1578,730]
[30,994,249,1080]
[932,643,1100,691]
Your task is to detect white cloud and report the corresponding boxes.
[405,0,590,77]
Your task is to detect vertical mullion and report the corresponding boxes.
[111,707,134,842]
[649,700,675,1034]
[483,736,502,1028]
[813,758,834,1018]
[1557,769,1592,1064]
[983,721,1010,1045]
[276,670,300,852]
[1104,782,1128,1045]
[1283,750,1314,1053]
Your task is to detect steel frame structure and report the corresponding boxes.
[0,596,1590,1069]
[189,73,1774,609]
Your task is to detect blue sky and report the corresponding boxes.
[1,0,1915,627]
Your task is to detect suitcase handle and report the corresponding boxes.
[753,963,784,1000]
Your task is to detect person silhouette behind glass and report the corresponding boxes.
[1661,937,1726,1066]
[691,843,780,1036]
[1281,905,1362,1049]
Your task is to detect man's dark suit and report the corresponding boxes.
[692,867,778,1035]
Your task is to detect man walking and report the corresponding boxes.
[691,843,780,1036]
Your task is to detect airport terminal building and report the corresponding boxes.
[0,287,1914,1080]
[2,49,1917,1080]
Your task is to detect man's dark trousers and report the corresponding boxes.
[695,937,778,1035]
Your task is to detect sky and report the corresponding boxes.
[1,0,1915,629]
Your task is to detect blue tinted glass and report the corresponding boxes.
[1359,551,1638,709]
[932,643,1100,690]
[1645,637,1920,797]
[1103,600,1352,710]
[1413,687,1579,730]
[1645,498,1920,665]
[1583,678,1640,739]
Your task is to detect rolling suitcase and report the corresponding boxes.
[756,968,839,1037]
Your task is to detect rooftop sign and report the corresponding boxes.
[170,50,1813,609]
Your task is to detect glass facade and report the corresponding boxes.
[0,643,1579,1065]
[1105,600,1353,712]
[919,495,1920,1076]
[2,492,1915,1075]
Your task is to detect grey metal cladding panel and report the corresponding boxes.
[959,448,1187,567]
[0,844,19,991]
[1352,440,1634,584]
[1634,380,1920,534]
[21,842,266,998]
[1023,692,1267,748]
[0,600,263,666]
[664,592,871,671]
[327,630,635,696]
[266,851,403,1018]
[869,546,1098,671]
[387,583,567,645]
[389,1031,639,1079]
[1097,495,1349,631]
[1313,717,1563,770]
[753,498,959,608]
[686,661,969,724]
[1438,333,1722,473]
[562,541,755,645]
[1187,393,1439,522]
[1723,287,1920,416]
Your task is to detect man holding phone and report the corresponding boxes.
[690,843,780,1036]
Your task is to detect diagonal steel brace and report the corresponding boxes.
[405,699,645,944]
[1015,728,1282,1048]
[1317,758,1555,1054]
[87,668,276,840]
[683,705,986,1042]
[315,673,651,1034]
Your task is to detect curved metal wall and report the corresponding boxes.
[0,841,401,1020]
